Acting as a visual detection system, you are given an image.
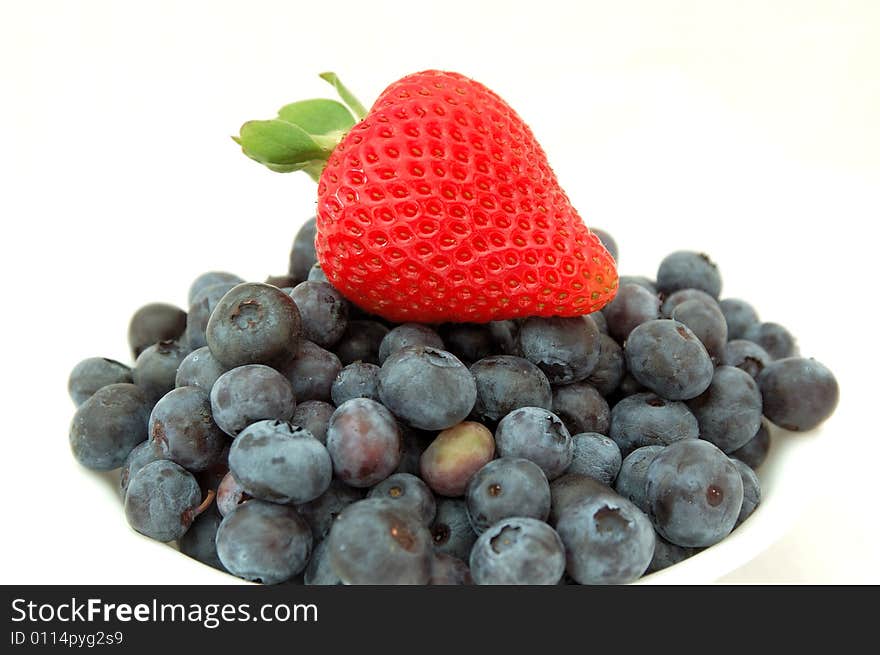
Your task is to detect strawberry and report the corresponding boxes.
[236,70,618,323]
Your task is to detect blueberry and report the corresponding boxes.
[624,319,714,400]
[551,383,611,435]
[588,311,608,335]
[419,421,495,497]
[602,283,660,343]
[119,439,163,497]
[128,303,187,359]
[555,490,655,584]
[430,498,477,561]
[290,400,335,445]
[195,447,230,494]
[469,517,565,585]
[441,323,494,363]
[618,276,657,295]
[331,362,381,405]
[217,471,249,517]
[757,357,839,431]
[276,340,342,402]
[585,334,626,397]
[288,217,318,283]
[326,398,402,487]
[548,473,613,523]
[378,323,444,364]
[730,458,761,526]
[265,274,296,289]
[124,460,205,542]
[149,386,226,472]
[647,535,700,573]
[334,320,389,365]
[723,339,771,378]
[378,346,477,431]
[178,506,226,572]
[303,539,342,585]
[69,383,151,471]
[368,473,437,525]
[687,366,763,453]
[174,346,227,391]
[590,227,618,261]
[210,365,296,437]
[396,426,436,476]
[645,440,744,547]
[132,339,189,403]
[229,420,332,504]
[743,322,797,360]
[307,263,329,284]
[68,357,132,407]
[295,479,365,541]
[616,373,645,398]
[288,281,349,349]
[613,445,665,513]
[185,282,239,350]
[206,282,301,368]
[188,271,243,307]
[516,316,601,385]
[609,392,699,455]
[719,298,760,341]
[216,500,313,584]
[466,457,551,534]
[671,298,728,365]
[656,251,722,298]
[729,420,771,470]
[469,355,552,423]
[660,288,717,318]
[430,553,473,585]
[567,433,622,485]
[495,407,573,480]
[326,499,433,584]
[487,320,520,354]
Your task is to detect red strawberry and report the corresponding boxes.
[240,70,618,323]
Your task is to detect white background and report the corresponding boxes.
[1,0,877,583]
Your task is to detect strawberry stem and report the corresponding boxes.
[319,72,367,120]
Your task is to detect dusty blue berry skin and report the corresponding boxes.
[590,227,618,262]
[326,398,402,487]
[516,316,601,385]
[548,473,613,523]
[724,340,771,379]
[645,440,744,548]
[441,323,495,364]
[307,263,329,284]
[431,498,477,561]
[128,302,188,359]
[378,323,445,364]
[133,340,189,403]
[331,362,381,406]
[304,539,342,586]
[647,535,700,573]
[488,320,520,354]
[567,433,622,485]
[206,282,302,369]
[288,217,318,283]
[586,334,626,397]
[729,421,771,470]
[295,479,365,541]
[743,322,797,360]
[555,490,655,585]
[229,420,332,505]
[688,366,763,453]
[185,282,240,350]
[466,457,551,534]
[614,445,665,513]
[671,298,728,365]
[656,251,722,299]
[327,499,433,585]
[719,298,760,341]
[625,319,714,401]
[758,357,839,431]
[495,407,573,480]
[216,500,313,584]
[175,346,227,392]
[149,386,227,472]
[119,440,163,497]
[730,458,761,526]
[588,311,608,335]
[188,271,243,307]
[469,355,552,423]
[68,357,133,407]
[430,553,473,585]
[552,383,611,435]
[368,473,437,526]
[290,400,335,445]
[70,383,151,471]
[379,346,476,431]
[469,517,566,585]
[334,320,389,366]
[124,460,203,542]
[660,288,717,319]
[610,392,698,456]
[217,472,248,517]
[178,506,226,571]
[210,364,296,437]
[288,281,349,349]
[619,276,657,295]
[602,283,660,343]
[277,340,342,403]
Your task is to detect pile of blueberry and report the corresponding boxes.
[67,221,839,584]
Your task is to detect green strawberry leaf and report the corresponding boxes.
[277,99,355,136]
[237,119,329,166]
[319,72,367,120]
